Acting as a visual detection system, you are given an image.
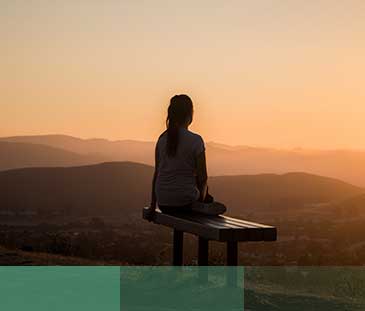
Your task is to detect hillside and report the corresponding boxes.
[209,172,364,214]
[332,193,365,218]
[0,141,104,171]
[1,162,365,266]
[206,146,365,188]
[0,162,153,217]
[0,162,362,217]
[3,135,365,187]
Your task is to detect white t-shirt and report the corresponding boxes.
[155,128,205,206]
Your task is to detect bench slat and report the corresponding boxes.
[183,214,243,229]
[143,208,221,240]
[217,217,260,229]
[180,215,234,240]
[182,215,231,229]
[223,216,275,229]
[179,214,261,241]
[143,207,277,242]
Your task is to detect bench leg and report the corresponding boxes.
[227,240,238,266]
[198,237,209,265]
[198,237,209,283]
[227,241,238,287]
[173,229,183,266]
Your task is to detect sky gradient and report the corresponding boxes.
[1,1,365,148]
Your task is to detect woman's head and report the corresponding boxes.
[167,94,193,128]
[166,94,193,157]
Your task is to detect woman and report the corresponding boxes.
[145,94,226,220]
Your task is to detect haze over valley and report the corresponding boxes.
[2,134,365,187]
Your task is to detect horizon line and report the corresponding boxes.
[1,133,365,152]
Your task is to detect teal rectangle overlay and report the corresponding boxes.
[0,267,120,311]
[120,266,244,311]
[245,267,365,310]
[4,266,365,310]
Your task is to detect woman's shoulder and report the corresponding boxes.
[157,130,167,140]
[182,130,205,152]
[184,130,205,154]
[155,131,167,148]
[184,129,204,142]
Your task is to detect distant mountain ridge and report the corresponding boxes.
[0,135,154,162]
[209,172,364,213]
[0,162,362,217]
[2,134,365,187]
[0,141,104,171]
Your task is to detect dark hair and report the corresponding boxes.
[166,94,193,157]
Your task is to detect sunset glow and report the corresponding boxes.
[2,1,365,148]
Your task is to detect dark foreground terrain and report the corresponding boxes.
[0,162,365,266]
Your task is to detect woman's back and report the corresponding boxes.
[155,128,205,206]
[145,94,226,220]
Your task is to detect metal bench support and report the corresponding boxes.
[227,241,238,266]
[198,237,209,283]
[198,237,209,265]
[227,241,238,287]
[173,229,184,266]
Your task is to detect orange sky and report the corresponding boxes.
[1,1,365,148]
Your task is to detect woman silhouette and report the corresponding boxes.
[145,94,226,220]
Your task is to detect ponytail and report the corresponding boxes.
[166,118,179,157]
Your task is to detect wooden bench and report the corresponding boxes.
[142,207,277,267]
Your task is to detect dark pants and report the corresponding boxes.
[159,188,214,214]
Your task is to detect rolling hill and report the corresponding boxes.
[209,173,364,213]
[0,135,154,165]
[0,162,362,217]
[2,135,365,187]
[0,141,104,171]
[331,193,365,218]
[0,162,153,217]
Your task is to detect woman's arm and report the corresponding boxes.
[150,169,157,210]
[146,143,159,220]
[196,150,208,202]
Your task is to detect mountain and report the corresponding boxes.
[205,145,365,188]
[332,193,365,218]
[209,172,363,214]
[2,135,365,187]
[0,141,104,171]
[0,162,362,217]
[0,162,153,217]
[0,135,154,164]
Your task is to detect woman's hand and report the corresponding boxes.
[145,203,156,222]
